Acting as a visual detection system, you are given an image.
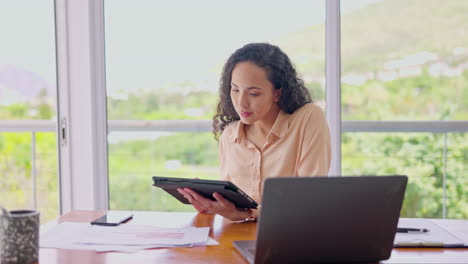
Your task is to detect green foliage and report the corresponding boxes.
[0,132,59,223]
[37,103,54,119]
[3,104,28,118]
[0,103,55,120]
[342,132,467,219]
[107,133,219,212]
[109,133,219,167]
[342,69,468,120]
[306,81,325,102]
[107,91,218,120]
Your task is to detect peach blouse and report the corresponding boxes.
[219,103,331,204]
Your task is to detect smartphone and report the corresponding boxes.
[90,211,133,226]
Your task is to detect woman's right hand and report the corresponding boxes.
[177,188,254,221]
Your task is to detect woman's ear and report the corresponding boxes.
[274,88,282,102]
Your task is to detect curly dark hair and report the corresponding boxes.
[213,42,312,140]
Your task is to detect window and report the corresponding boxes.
[104,0,326,211]
[0,1,59,222]
[7,0,463,220]
[341,0,468,218]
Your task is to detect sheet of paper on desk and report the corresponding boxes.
[92,237,219,253]
[41,222,219,253]
[432,219,468,243]
[79,224,210,246]
[394,218,467,247]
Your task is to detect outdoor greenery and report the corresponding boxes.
[1,0,467,223]
[0,132,58,222]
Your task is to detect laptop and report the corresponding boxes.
[233,175,407,264]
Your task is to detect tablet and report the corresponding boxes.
[152,176,258,209]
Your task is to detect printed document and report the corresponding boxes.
[41,222,218,252]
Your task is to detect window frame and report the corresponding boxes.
[56,0,467,215]
[55,0,108,213]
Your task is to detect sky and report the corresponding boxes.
[0,0,56,102]
[0,0,384,102]
[104,0,384,96]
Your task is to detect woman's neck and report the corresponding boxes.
[250,108,281,137]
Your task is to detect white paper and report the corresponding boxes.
[394,218,466,247]
[40,222,218,253]
[94,237,220,253]
[79,225,209,246]
[432,219,468,244]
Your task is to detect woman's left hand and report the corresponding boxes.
[177,188,252,221]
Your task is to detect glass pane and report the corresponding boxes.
[108,132,218,212]
[341,0,468,220]
[342,132,467,219]
[446,133,468,219]
[105,1,326,210]
[341,0,468,121]
[0,2,58,223]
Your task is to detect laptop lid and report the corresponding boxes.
[254,175,407,264]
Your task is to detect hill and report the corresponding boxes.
[277,0,468,74]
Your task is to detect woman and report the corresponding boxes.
[178,43,331,221]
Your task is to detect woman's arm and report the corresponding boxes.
[219,132,230,181]
[296,107,332,177]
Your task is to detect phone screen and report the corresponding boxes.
[90,212,133,226]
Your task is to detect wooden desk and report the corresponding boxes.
[39,210,468,264]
